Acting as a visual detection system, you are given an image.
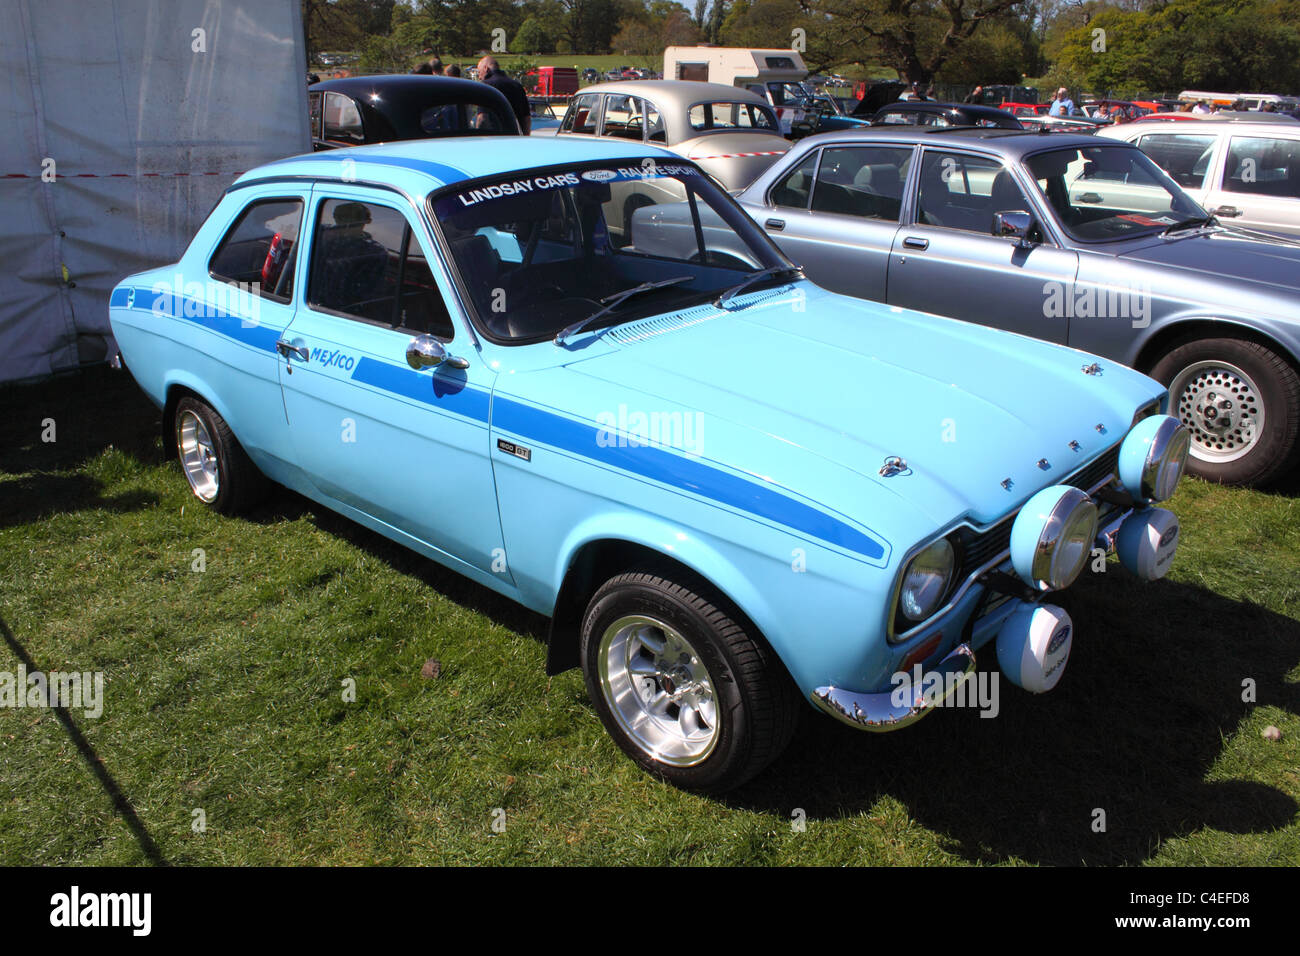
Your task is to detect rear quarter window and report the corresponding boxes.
[208,198,304,302]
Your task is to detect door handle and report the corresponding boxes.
[276,339,309,362]
[765,217,785,231]
[902,236,929,250]
[1077,192,1103,204]
[1214,205,1242,217]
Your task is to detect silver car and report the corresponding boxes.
[735,126,1300,487]
[556,80,791,191]
[1100,117,1300,236]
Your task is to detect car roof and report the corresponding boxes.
[578,80,770,106]
[310,74,493,98]
[235,137,676,193]
[798,124,1122,156]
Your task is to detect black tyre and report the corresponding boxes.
[580,568,799,793]
[173,396,268,515]
[1150,336,1300,487]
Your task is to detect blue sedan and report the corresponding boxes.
[109,138,1188,791]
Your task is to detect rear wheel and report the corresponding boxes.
[580,568,799,793]
[173,396,268,515]
[1150,336,1300,487]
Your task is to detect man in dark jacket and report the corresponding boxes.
[476,55,531,133]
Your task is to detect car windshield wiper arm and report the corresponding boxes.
[554,276,694,346]
[713,266,802,309]
[1162,215,1218,235]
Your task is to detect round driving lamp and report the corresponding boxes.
[899,537,956,622]
[1010,485,1099,592]
[1119,414,1190,503]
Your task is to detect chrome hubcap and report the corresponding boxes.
[1169,360,1264,464]
[597,615,719,766]
[178,410,220,502]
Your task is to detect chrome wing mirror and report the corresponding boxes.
[406,334,469,371]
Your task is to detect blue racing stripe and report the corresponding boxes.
[120,289,281,352]
[494,397,887,561]
[350,356,490,422]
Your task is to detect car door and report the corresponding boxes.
[1201,133,1300,235]
[276,186,507,578]
[751,144,912,302]
[885,148,1078,344]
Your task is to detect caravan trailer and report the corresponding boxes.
[664,46,812,136]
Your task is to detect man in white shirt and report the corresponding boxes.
[1048,87,1075,117]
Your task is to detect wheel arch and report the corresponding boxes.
[1132,317,1300,379]
[161,375,239,461]
[544,529,784,681]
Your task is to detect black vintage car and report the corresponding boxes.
[308,75,520,150]
[869,101,1023,129]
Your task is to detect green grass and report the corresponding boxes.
[1,367,1297,865]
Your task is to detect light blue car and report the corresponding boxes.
[109,138,1189,792]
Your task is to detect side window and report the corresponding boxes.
[1223,136,1300,197]
[916,152,1028,233]
[208,198,304,302]
[876,110,913,126]
[1137,133,1216,190]
[323,93,364,145]
[602,94,643,139]
[562,93,601,134]
[771,151,819,209]
[308,91,323,140]
[308,198,451,338]
[811,146,912,222]
[646,102,666,143]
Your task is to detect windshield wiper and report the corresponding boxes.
[554,276,694,346]
[713,266,802,309]
[1162,215,1218,235]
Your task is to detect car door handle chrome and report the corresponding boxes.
[1214,205,1243,217]
[902,236,929,250]
[1077,192,1103,204]
[765,218,785,231]
[275,339,309,362]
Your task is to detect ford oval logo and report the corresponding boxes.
[1047,625,1071,656]
[581,169,617,182]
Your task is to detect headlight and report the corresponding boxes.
[1010,485,1099,591]
[899,537,955,622]
[1119,414,1190,503]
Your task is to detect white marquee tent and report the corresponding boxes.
[0,0,311,384]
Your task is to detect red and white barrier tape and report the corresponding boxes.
[3,171,230,179]
[692,150,787,161]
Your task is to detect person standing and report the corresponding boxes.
[963,85,983,104]
[476,55,531,133]
[1048,87,1074,117]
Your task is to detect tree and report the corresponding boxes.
[799,0,1034,83]
[511,16,555,52]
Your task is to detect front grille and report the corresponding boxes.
[958,443,1120,575]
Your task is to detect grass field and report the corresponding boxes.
[1,366,1297,866]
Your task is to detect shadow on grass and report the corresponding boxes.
[254,480,1299,864]
[0,473,158,530]
[0,366,162,476]
[0,615,168,866]
[731,571,1300,865]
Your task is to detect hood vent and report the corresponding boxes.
[604,286,792,346]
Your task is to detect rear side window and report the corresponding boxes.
[771,151,819,208]
[1223,136,1300,197]
[562,93,601,134]
[308,198,453,337]
[323,92,364,145]
[208,198,304,302]
[811,146,912,222]
[1137,133,1216,190]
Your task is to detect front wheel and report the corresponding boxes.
[580,569,799,793]
[1150,336,1300,487]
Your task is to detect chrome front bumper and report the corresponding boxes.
[811,643,976,732]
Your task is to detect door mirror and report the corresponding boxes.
[406,334,448,369]
[992,210,1037,245]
